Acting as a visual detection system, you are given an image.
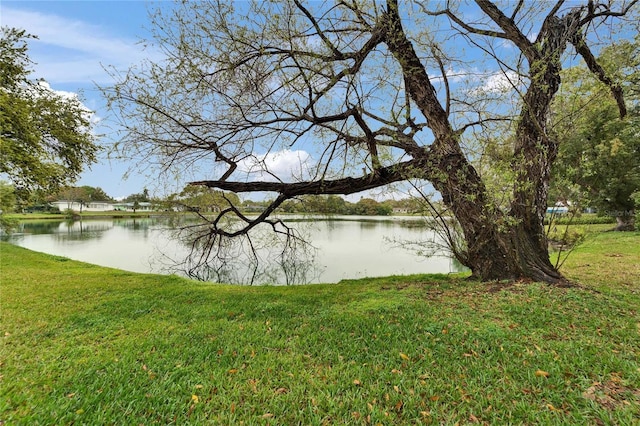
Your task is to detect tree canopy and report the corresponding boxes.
[56,186,113,203]
[106,1,637,283]
[0,27,99,195]
[167,186,240,212]
[551,36,640,230]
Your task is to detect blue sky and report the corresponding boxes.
[2,0,162,200]
[3,0,384,201]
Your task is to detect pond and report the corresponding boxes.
[7,216,466,285]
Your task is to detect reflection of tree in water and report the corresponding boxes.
[358,220,378,230]
[13,219,113,242]
[387,216,470,274]
[163,218,320,285]
[14,220,64,235]
[53,219,111,242]
[113,218,158,230]
[113,218,160,240]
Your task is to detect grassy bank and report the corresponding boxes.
[1,232,639,424]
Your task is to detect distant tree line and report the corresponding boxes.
[278,195,411,216]
[2,182,429,217]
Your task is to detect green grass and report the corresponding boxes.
[1,231,639,424]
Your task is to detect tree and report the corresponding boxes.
[0,181,16,211]
[0,27,98,195]
[0,181,17,231]
[295,194,348,214]
[551,37,640,230]
[124,189,150,203]
[355,198,392,216]
[83,186,113,202]
[56,185,113,202]
[106,1,637,284]
[169,185,241,212]
[123,189,151,213]
[56,186,92,214]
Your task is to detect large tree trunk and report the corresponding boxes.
[384,2,564,284]
[462,220,563,283]
[615,214,636,231]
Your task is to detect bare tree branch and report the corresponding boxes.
[474,0,536,61]
[579,0,639,25]
[190,157,427,196]
[421,4,508,40]
[571,32,627,118]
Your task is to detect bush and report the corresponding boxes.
[544,213,615,226]
[546,226,586,249]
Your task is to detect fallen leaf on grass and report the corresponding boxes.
[353,379,362,386]
[583,378,640,410]
[191,395,199,403]
[535,370,550,378]
[261,413,274,418]
[399,352,410,361]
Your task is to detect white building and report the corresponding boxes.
[112,202,154,212]
[50,201,156,213]
[50,200,115,212]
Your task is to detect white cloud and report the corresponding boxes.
[2,7,157,85]
[480,70,522,93]
[20,81,100,136]
[237,149,314,182]
[429,66,483,85]
[38,81,100,124]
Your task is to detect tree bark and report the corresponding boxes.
[465,222,564,283]
[615,215,636,231]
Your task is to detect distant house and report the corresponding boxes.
[393,207,410,214]
[546,201,570,215]
[112,202,154,212]
[50,200,156,213]
[50,200,115,213]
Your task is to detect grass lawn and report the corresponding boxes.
[1,231,639,424]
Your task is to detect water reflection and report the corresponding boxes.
[159,219,321,285]
[8,216,467,285]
